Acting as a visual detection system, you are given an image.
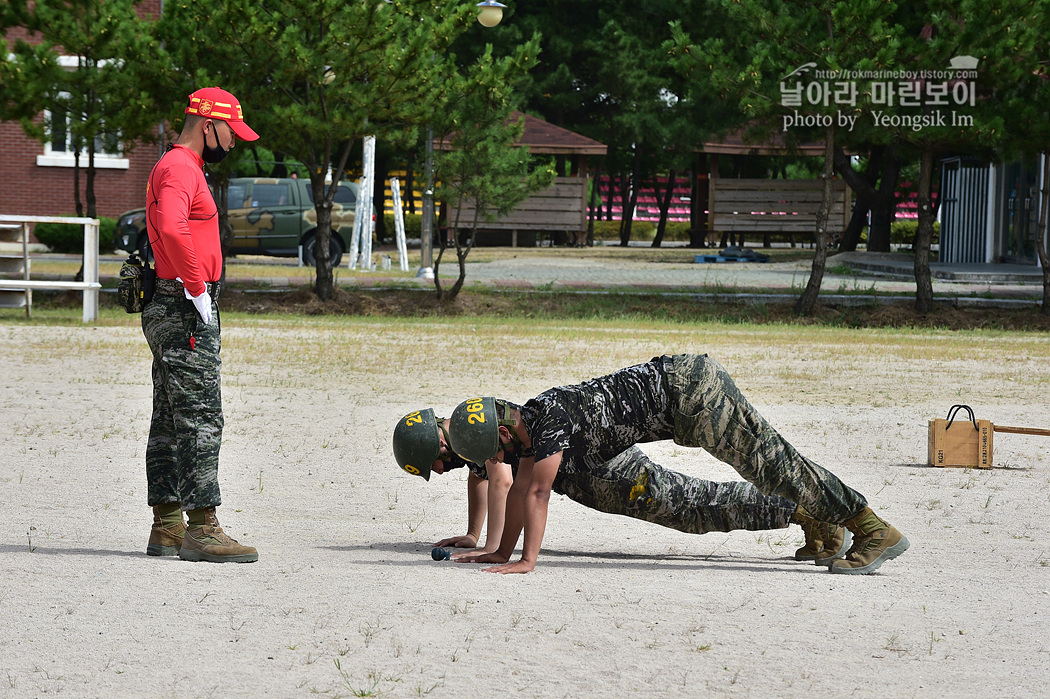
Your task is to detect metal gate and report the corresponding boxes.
[939,158,989,264]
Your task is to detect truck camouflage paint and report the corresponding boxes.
[115,177,360,266]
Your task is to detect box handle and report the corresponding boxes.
[945,404,978,431]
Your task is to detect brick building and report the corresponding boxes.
[1,0,164,224]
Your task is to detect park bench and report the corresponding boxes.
[708,178,850,248]
[451,177,589,247]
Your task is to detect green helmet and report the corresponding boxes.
[392,408,440,481]
[448,397,516,465]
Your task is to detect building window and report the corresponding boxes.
[36,92,129,169]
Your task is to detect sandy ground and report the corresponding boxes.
[0,314,1048,698]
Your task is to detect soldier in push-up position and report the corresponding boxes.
[441,354,909,576]
[392,407,852,567]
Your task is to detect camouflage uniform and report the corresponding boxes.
[141,291,223,510]
[452,445,795,534]
[521,354,868,526]
[553,447,795,534]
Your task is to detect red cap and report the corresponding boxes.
[185,87,259,142]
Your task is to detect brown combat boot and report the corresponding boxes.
[147,505,186,557]
[179,509,258,564]
[793,513,826,561]
[829,507,909,575]
[791,506,850,563]
[812,524,852,566]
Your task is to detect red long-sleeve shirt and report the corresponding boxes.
[145,145,221,297]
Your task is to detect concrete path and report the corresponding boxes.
[307,248,1045,308]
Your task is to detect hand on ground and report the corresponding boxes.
[434,535,478,549]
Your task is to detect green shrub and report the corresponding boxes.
[33,216,116,254]
[383,212,422,239]
[661,221,693,242]
[889,219,940,247]
[591,220,621,241]
[589,219,694,243]
[858,221,941,247]
[591,220,656,241]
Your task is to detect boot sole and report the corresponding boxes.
[179,548,258,563]
[146,544,181,557]
[813,529,853,566]
[829,534,910,575]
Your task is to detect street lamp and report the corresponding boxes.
[476,1,507,28]
[418,1,507,280]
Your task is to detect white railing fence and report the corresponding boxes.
[0,214,101,322]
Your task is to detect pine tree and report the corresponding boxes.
[432,40,554,301]
[672,0,899,315]
[2,0,163,280]
[161,0,478,300]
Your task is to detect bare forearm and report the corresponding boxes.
[485,473,512,551]
[497,481,527,558]
[483,453,560,574]
[519,487,551,565]
[465,474,487,543]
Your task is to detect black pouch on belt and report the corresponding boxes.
[117,253,156,313]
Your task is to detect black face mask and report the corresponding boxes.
[202,122,229,163]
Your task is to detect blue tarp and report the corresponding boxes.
[694,247,771,264]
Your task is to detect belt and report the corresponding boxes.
[154,278,221,297]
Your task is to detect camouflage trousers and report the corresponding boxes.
[663,354,867,524]
[553,446,796,534]
[141,293,223,511]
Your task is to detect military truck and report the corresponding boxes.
[114,177,362,266]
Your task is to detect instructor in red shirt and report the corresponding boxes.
[141,87,260,563]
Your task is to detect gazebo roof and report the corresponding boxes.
[700,127,827,156]
[436,112,607,156]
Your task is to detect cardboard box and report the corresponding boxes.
[928,417,994,468]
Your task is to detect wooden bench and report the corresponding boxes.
[450,176,589,247]
[708,178,850,248]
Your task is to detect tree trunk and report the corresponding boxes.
[212,173,233,250]
[214,173,233,291]
[652,169,676,248]
[794,124,835,316]
[434,201,454,302]
[604,174,613,220]
[72,140,83,217]
[1037,150,1050,316]
[617,172,632,245]
[868,148,900,253]
[78,125,99,283]
[70,142,85,282]
[311,172,335,301]
[86,141,97,219]
[436,198,473,302]
[619,147,642,246]
[82,138,97,279]
[867,188,897,252]
[689,155,708,249]
[587,162,601,247]
[271,151,288,178]
[404,152,417,215]
[832,145,900,252]
[913,147,936,314]
[833,145,879,252]
[839,190,871,252]
[446,205,479,301]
